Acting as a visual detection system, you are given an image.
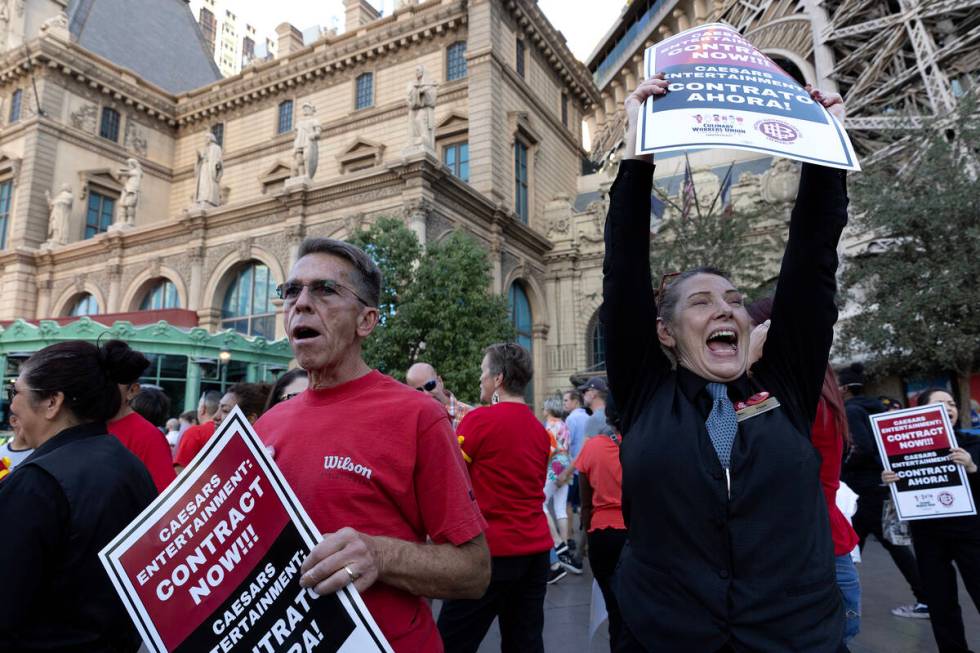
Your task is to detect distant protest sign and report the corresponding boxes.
[871,403,977,521]
[100,406,392,653]
[638,23,860,171]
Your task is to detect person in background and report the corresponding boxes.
[541,396,580,582]
[107,360,175,493]
[438,343,553,653]
[840,362,928,618]
[213,382,273,426]
[748,297,862,649]
[0,415,33,479]
[579,376,609,438]
[406,362,471,432]
[563,388,589,559]
[173,389,221,473]
[264,368,309,413]
[883,388,980,653]
[574,396,627,651]
[131,385,171,432]
[0,340,157,651]
[164,417,181,455]
[880,396,905,412]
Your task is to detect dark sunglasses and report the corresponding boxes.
[416,379,438,393]
[275,279,370,306]
[280,392,302,402]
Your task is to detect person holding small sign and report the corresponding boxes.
[882,389,980,653]
[604,74,849,651]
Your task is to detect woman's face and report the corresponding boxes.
[478,355,497,405]
[213,392,240,426]
[657,274,752,382]
[280,376,309,402]
[928,391,958,424]
[9,375,48,448]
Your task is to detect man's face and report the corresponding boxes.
[562,393,578,413]
[582,388,596,408]
[284,253,377,376]
[406,364,443,399]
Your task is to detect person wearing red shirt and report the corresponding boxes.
[255,237,489,653]
[437,343,554,653]
[107,360,175,493]
[172,389,220,473]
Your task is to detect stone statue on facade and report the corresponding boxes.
[291,102,321,179]
[194,132,223,207]
[118,157,142,225]
[406,65,437,151]
[44,183,73,246]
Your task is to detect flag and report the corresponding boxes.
[680,155,695,220]
[719,162,735,216]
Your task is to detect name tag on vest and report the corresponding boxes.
[735,396,781,422]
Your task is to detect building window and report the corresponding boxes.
[508,282,533,402]
[0,180,10,249]
[514,141,529,224]
[355,73,374,110]
[242,36,255,66]
[140,279,180,311]
[211,122,224,147]
[221,262,276,338]
[100,107,120,142]
[84,191,115,238]
[277,100,293,134]
[139,353,189,413]
[446,41,467,81]
[443,142,469,182]
[199,7,216,54]
[561,93,569,128]
[8,89,21,123]
[588,314,606,369]
[516,39,525,78]
[69,293,99,316]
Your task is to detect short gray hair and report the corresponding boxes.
[297,237,382,308]
[543,396,564,418]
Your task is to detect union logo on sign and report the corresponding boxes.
[938,491,955,506]
[754,119,800,144]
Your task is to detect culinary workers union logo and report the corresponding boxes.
[754,119,800,144]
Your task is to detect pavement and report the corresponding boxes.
[434,539,978,652]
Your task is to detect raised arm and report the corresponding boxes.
[601,77,672,426]
[757,89,849,429]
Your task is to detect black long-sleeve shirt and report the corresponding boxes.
[0,422,157,652]
[603,159,848,652]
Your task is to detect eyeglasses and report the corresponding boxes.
[416,379,438,393]
[655,271,681,307]
[6,383,38,403]
[275,279,370,306]
[281,392,302,402]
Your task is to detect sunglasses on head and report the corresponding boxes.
[416,379,437,393]
[275,279,370,306]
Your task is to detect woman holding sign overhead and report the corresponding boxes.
[882,389,980,653]
[604,74,849,652]
[0,340,158,652]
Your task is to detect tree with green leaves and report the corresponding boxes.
[349,219,514,404]
[837,98,980,425]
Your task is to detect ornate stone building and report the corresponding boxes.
[0,0,600,410]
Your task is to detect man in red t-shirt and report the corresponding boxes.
[108,377,175,493]
[172,389,221,473]
[253,237,489,653]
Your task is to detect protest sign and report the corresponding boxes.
[100,405,392,653]
[871,403,977,521]
[637,22,860,171]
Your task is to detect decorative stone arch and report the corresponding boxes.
[203,245,286,316]
[762,48,816,87]
[584,308,607,370]
[53,282,107,317]
[121,266,189,312]
[502,269,547,328]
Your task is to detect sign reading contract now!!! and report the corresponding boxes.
[637,22,860,171]
[323,456,373,480]
[100,405,393,653]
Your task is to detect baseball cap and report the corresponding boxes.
[577,376,608,393]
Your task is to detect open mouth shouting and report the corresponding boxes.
[290,324,324,343]
[706,328,739,358]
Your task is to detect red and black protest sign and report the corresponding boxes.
[100,406,391,652]
[871,403,977,521]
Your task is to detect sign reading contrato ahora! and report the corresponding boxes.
[871,403,977,521]
[637,23,860,171]
[100,405,392,653]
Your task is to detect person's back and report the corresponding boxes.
[109,410,175,492]
[0,429,157,651]
[841,394,887,495]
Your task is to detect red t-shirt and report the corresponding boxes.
[254,371,485,653]
[457,403,553,557]
[574,435,626,532]
[173,420,216,468]
[108,411,175,493]
[812,399,860,556]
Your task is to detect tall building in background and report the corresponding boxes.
[188,0,276,76]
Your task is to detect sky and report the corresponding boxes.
[234,0,624,63]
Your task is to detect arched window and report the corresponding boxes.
[588,312,606,369]
[220,262,276,338]
[140,279,180,311]
[69,293,99,316]
[508,282,534,402]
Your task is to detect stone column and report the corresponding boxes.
[602,91,615,117]
[107,264,123,313]
[611,80,625,107]
[189,246,205,311]
[184,358,202,412]
[246,362,259,382]
[406,200,429,247]
[531,322,549,411]
[803,0,840,94]
[35,278,52,318]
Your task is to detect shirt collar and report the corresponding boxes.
[677,366,753,404]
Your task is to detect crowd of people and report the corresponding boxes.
[0,76,978,653]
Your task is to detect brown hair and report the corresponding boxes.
[658,266,732,322]
[264,368,309,412]
[484,342,533,397]
[297,237,382,308]
[225,382,273,421]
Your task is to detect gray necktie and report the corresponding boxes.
[705,382,737,469]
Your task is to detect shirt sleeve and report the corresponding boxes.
[173,426,203,468]
[141,427,176,492]
[414,413,487,546]
[602,159,671,432]
[574,438,594,475]
[0,467,68,634]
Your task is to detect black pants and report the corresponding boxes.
[912,525,980,653]
[588,528,627,651]
[437,551,549,653]
[852,493,927,603]
[614,621,737,653]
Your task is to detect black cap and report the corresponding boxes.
[578,376,609,393]
[838,362,865,388]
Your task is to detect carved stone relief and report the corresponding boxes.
[124,119,148,157]
[69,102,98,133]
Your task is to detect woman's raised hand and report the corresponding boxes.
[623,74,670,162]
[804,85,846,123]
[949,447,979,474]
